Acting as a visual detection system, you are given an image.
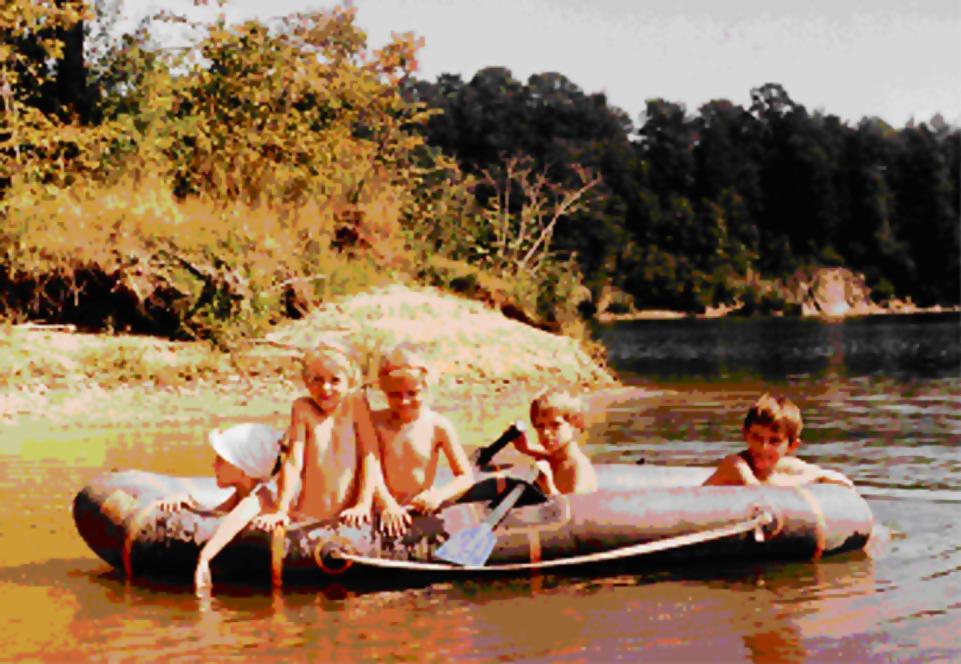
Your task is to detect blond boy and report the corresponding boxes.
[703,393,854,487]
[371,343,474,536]
[520,389,597,495]
[256,340,381,529]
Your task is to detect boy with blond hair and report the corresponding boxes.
[371,343,474,536]
[516,389,597,495]
[256,338,382,529]
[704,393,854,487]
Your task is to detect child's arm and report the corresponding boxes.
[339,390,380,526]
[360,402,412,537]
[703,453,759,486]
[513,432,551,462]
[255,406,308,529]
[814,467,855,488]
[535,460,561,496]
[571,450,598,494]
[789,458,855,488]
[408,416,474,513]
[773,457,855,488]
[194,491,264,592]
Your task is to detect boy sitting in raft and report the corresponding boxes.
[158,423,283,591]
[514,389,598,496]
[370,343,474,537]
[703,393,854,487]
[256,339,382,530]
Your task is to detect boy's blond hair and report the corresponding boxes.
[301,337,360,387]
[743,393,803,441]
[377,342,431,387]
[530,389,586,430]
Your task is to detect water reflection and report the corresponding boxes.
[3,314,959,660]
[597,312,961,381]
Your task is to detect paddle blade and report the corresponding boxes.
[434,524,496,567]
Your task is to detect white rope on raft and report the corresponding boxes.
[334,510,775,573]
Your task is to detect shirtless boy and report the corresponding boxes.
[256,339,381,529]
[371,343,474,536]
[703,393,854,487]
[522,389,597,495]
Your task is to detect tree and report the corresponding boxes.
[476,155,600,277]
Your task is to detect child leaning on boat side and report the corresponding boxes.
[370,343,474,537]
[703,393,855,488]
[517,389,598,496]
[254,339,382,531]
[157,423,283,591]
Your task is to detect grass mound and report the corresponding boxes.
[265,284,615,389]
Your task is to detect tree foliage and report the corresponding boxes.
[411,73,960,311]
[1,1,957,343]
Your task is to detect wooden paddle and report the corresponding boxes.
[434,464,541,566]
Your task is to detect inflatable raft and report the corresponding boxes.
[73,465,873,587]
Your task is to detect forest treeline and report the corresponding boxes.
[1,2,958,347]
[407,71,960,312]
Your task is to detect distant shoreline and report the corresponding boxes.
[0,285,617,430]
[596,303,960,323]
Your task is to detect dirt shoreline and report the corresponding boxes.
[596,303,959,323]
[1,285,630,438]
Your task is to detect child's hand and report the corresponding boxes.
[339,503,371,528]
[252,512,290,531]
[408,489,443,514]
[513,435,550,461]
[158,492,195,513]
[816,469,855,488]
[194,557,212,595]
[379,503,412,538]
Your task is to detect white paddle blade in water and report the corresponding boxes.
[434,523,496,567]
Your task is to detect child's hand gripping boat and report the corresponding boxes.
[73,464,873,587]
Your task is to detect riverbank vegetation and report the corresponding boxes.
[408,74,960,314]
[1,2,599,348]
[2,1,958,351]
[0,284,620,429]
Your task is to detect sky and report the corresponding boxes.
[120,0,961,128]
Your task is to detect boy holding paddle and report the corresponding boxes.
[518,389,598,495]
[371,343,475,536]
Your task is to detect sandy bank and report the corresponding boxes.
[1,285,622,439]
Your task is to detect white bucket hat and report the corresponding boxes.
[209,423,283,481]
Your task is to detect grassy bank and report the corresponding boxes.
[1,285,622,445]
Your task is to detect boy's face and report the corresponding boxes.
[302,356,350,413]
[213,454,245,488]
[532,410,576,454]
[381,372,428,423]
[743,423,797,475]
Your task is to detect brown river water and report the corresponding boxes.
[2,313,959,662]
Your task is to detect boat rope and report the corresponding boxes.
[334,508,775,573]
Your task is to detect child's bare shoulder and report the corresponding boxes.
[704,453,753,485]
[722,452,751,469]
[291,395,317,411]
[428,410,457,439]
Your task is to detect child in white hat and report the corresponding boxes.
[159,423,283,592]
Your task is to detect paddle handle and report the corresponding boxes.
[475,421,527,467]
[484,465,541,527]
